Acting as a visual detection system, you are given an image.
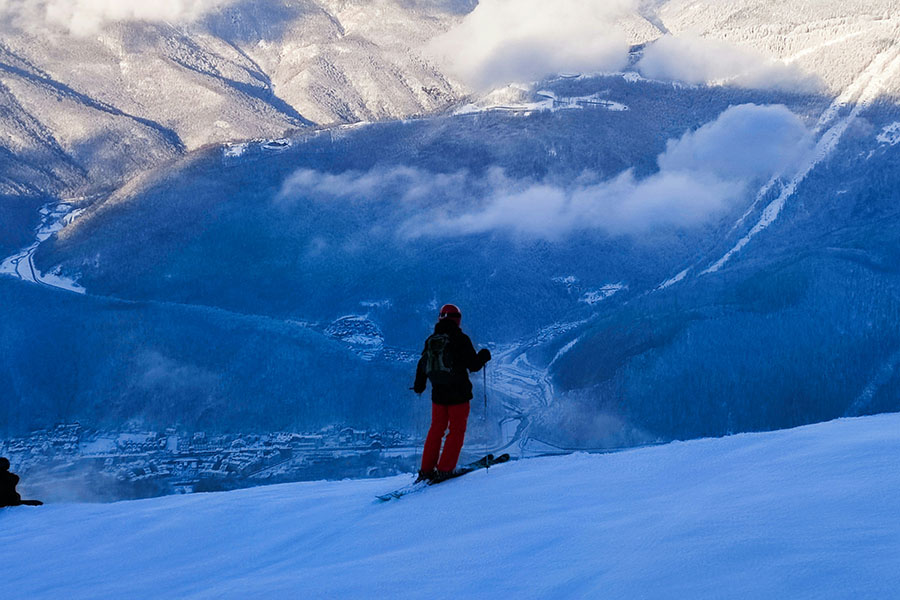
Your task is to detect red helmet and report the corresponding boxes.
[438,303,462,325]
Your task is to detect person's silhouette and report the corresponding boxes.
[0,457,43,507]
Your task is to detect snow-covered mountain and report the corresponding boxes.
[3,414,899,599]
[2,0,900,471]
[7,0,892,203]
[0,0,469,203]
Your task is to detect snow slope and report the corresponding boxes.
[2,413,898,599]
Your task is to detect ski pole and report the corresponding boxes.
[482,364,488,421]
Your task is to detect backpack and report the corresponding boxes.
[423,333,454,385]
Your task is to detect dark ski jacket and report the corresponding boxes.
[414,319,489,405]
[0,470,22,507]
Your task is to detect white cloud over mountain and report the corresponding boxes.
[425,2,823,94]
[276,104,813,241]
[659,103,814,180]
[408,103,812,239]
[637,34,822,92]
[425,0,638,90]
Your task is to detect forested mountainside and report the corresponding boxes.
[2,0,899,450]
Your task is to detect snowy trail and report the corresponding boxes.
[2,414,898,600]
[488,345,555,454]
[0,202,85,293]
[486,319,593,454]
[782,28,868,65]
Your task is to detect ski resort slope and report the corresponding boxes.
[2,414,899,600]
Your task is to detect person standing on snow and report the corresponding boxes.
[0,457,43,507]
[413,304,491,483]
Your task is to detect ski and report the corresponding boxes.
[374,480,428,502]
[375,453,510,502]
[429,453,510,485]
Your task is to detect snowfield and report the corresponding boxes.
[3,414,899,599]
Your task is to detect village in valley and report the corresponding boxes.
[1,423,418,501]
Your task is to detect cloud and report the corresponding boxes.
[659,103,813,179]
[137,350,218,400]
[637,34,821,93]
[403,170,741,239]
[0,0,235,35]
[276,166,474,205]
[275,104,812,241]
[405,104,812,239]
[425,0,637,90]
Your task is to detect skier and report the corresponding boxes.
[0,457,43,507]
[413,304,491,483]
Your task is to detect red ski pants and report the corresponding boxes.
[421,402,470,473]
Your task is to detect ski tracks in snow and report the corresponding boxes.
[653,43,900,288]
[702,44,900,275]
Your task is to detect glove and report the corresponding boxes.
[478,348,492,363]
[412,382,426,395]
